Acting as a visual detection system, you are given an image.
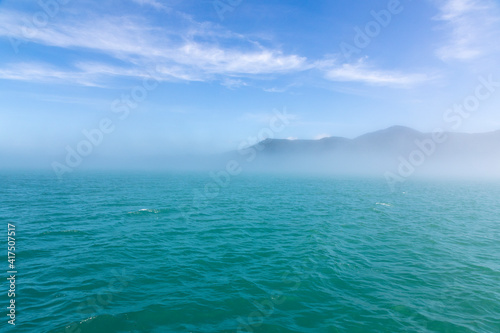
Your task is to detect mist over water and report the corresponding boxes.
[187,126,500,185]
[18,125,498,184]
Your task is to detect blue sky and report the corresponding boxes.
[1,0,500,167]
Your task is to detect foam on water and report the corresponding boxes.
[127,208,169,215]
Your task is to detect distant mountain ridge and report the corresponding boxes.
[228,125,500,177]
[252,125,500,154]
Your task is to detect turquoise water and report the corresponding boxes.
[1,171,499,332]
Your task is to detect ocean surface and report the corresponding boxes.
[1,171,499,332]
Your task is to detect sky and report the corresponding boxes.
[1,0,500,169]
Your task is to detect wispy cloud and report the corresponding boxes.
[435,0,500,61]
[263,83,300,93]
[0,63,104,87]
[0,61,167,87]
[0,10,306,85]
[0,7,438,90]
[318,58,430,88]
[130,0,170,11]
[221,78,248,89]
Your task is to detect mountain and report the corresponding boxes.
[225,126,500,178]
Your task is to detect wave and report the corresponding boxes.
[126,208,170,215]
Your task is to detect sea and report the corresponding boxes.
[0,171,499,332]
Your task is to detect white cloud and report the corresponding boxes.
[319,58,430,87]
[0,8,436,90]
[130,0,170,11]
[221,78,247,89]
[263,83,300,93]
[0,10,306,86]
[0,63,103,87]
[435,0,500,61]
[264,87,287,93]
